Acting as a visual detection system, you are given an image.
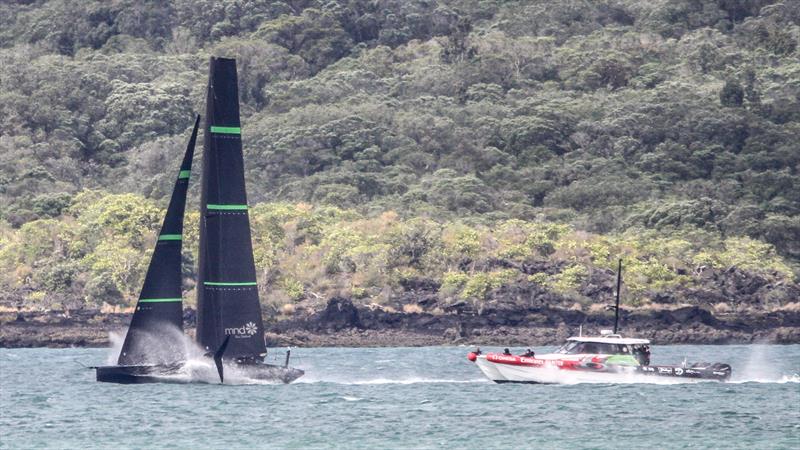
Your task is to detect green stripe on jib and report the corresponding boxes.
[178,170,191,179]
[139,298,182,303]
[210,126,241,134]
[204,281,257,287]
[158,234,182,241]
[207,204,248,211]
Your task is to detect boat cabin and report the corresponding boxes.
[555,334,650,358]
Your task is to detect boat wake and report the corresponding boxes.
[296,376,490,385]
[729,344,800,384]
[507,368,800,386]
[166,358,290,385]
[296,373,798,386]
[727,374,800,384]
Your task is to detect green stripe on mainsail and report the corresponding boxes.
[210,126,241,134]
[207,204,248,211]
[139,298,182,303]
[178,170,191,179]
[158,234,182,241]
[204,281,258,287]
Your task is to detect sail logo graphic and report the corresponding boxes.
[225,321,258,337]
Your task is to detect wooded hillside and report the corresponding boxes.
[1,0,798,315]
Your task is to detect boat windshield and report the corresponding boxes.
[556,342,628,355]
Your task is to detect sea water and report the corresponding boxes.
[1,345,798,449]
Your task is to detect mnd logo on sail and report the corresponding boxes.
[225,321,258,338]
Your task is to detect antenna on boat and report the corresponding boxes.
[614,259,622,334]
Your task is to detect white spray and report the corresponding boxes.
[733,344,800,383]
[104,326,290,385]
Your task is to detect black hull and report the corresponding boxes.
[95,363,185,384]
[636,363,732,381]
[95,361,304,384]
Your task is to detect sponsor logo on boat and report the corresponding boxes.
[712,371,727,376]
[658,367,673,374]
[519,357,544,365]
[489,355,520,363]
[674,368,684,375]
[486,354,544,366]
[685,369,700,375]
[225,321,258,337]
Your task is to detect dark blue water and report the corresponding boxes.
[1,345,798,449]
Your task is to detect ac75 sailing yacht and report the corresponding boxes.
[95,57,304,384]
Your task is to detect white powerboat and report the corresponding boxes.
[468,331,731,384]
[467,260,731,384]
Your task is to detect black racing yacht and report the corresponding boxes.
[95,58,304,384]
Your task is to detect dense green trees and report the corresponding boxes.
[0,1,798,309]
[1,192,795,313]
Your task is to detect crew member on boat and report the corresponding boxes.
[634,344,651,366]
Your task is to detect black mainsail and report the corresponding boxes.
[196,57,266,360]
[96,59,303,384]
[118,116,200,366]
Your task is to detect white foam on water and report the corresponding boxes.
[580,373,800,385]
[509,366,712,386]
[296,376,489,385]
[489,367,797,386]
[557,375,715,385]
[105,325,204,365]
[105,330,126,364]
[103,327,286,385]
[728,344,799,384]
[727,374,800,384]
[349,377,488,385]
[140,356,289,385]
[781,374,800,383]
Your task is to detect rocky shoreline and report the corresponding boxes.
[2,298,799,348]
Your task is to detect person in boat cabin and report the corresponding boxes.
[633,344,651,366]
[503,348,511,355]
[582,343,599,354]
[522,348,535,357]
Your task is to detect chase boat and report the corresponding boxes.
[468,331,732,384]
[468,260,732,384]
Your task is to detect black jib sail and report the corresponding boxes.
[196,57,266,360]
[118,116,200,366]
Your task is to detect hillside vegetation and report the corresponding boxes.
[0,0,798,316]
